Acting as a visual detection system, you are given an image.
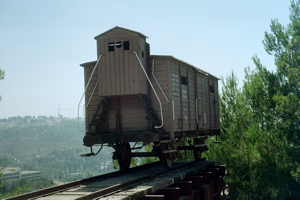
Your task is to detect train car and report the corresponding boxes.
[79,26,220,170]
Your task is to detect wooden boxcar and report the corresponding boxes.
[80,27,220,170]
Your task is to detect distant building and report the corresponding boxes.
[1,167,21,181]
[20,171,43,180]
[0,167,42,181]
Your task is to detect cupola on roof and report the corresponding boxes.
[94,26,148,40]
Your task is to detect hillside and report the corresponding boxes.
[0,116,115,180]
[0,116,84,159]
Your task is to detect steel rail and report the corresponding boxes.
[5,160,214,200]
[4,161,207,200]
[4,161,161,200]
[74,161,198,200]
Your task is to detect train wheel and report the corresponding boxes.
[193,147,202,161]
[116,142,131,171]
[160,143,175,168]
[193,137,207,160]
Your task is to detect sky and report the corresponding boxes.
[0,0,291,118]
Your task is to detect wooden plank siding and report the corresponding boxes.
[214,79,220,128]
[81,27,220,143]
[90,95,149,133]
[170,60,180,133]
[209,78,214,128]
[99,40,107,98]
[150,57,172,134]
[81,61,103,133]
[188,67,196,131]
[120,96,148,131]
[129,37,137,95]
[197,73,209,129]
[82,55,220,137]
[150,55,220,138]
[96,34,149,97]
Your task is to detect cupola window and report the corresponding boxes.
[181,76,188,86]
[116,42,122,48]
[209,85,214,93]
[108,42,114,52]
[123,41,130,50]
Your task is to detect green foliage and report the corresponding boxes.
[0,67,4,101]
[177,138,197,162]
[85,172,93,178]
[0,67,4,79]
[0,157,13,167]
[0,116,115,197]
[206,1,300,199]
[262,0,300,183]
[0,170,2,188]
[207,70,300,199]
[264,0,300,95]
[130,144,159,167]
[0,178,53,199]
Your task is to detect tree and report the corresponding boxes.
[206,1,300,199]
[0,68,4,80]
[0,67,4,101]
[262,0,300,188]
[206,73,260,199]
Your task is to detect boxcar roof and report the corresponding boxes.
[80,61,97,67]
[80,56,219,80]
[150,55,220,80]
[94,26,148,40]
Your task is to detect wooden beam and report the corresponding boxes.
[141,195,165,200]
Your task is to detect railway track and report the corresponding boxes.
[5,160,228,200]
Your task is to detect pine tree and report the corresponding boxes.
[0,67,4,101]
[206,1,300,199]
